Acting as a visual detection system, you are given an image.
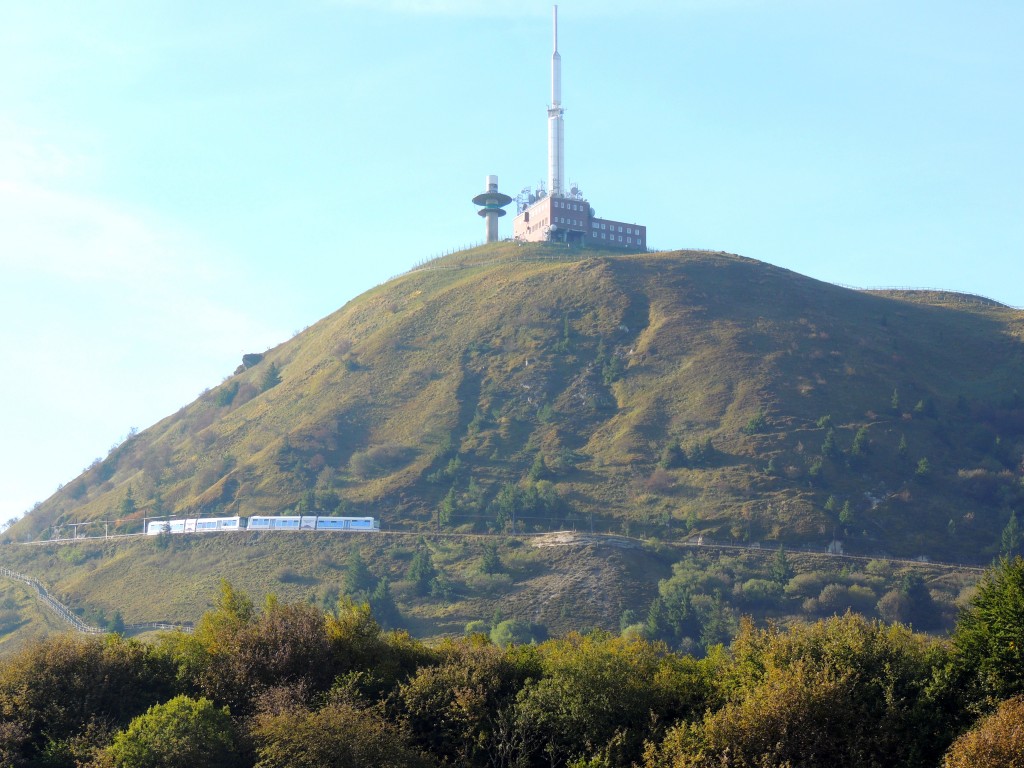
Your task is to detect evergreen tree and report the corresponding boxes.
[915,457,931,479]
[406,549,437,596]
[953,556,1024,700]
[771,545,792,584]
[479,541,502,574]
[260,362,282,392]
[438,486,456,528]
[369,577,399,627]
[850,427,869,458]
[821,428,838,458]
[659,438,686,469]
[343,548,374,597]
[527,452,548,482]
[839,501,855,526]
[1000,512,1022,558]
[117,486,137,517]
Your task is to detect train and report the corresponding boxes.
[144,515,379,536]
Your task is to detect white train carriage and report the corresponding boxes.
[145,516,240,535]
[145,514,379,535]
[247,515,308,531]
[315,516,379,531]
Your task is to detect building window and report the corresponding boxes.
[618,226,623,233]
[601,223,606,230]
[592,221,598,228]
[618,235,623,241]
[601,233,606,239]
[627,237,632,244]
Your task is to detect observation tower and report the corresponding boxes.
[472,175,513,243]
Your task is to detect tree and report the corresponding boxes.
[742,409,769,435]
[0,634,176,763]
[659,439,686,470]
[344,548,375,597]
[771,545,792,584]
[438,486,456,528]
[406,549,437,596]
[117,486,136,517]
[261,362,282,392]
[915,457,931,479]
[479,541,502,574]
[369,577,399,627]
[942,696,1024,768]
[821,428,838,458]
[95,695,238,768]
[647,614,956,768]
[252,699,428,768]
[528,452,548,482]
[489,619,542,647]
[1000,512,1022,558]
[952,556,1024,701]
[851,427,870,459]
[839,500,855,527]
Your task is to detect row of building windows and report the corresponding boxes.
[555,216,583,227]
[591,221,641,236]
[553,199,585,212]
[590,231,642,245]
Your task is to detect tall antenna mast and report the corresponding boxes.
[547,5,564,198]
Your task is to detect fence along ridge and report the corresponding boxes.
[0,566,193,635]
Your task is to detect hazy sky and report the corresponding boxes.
[1,0,1021,522]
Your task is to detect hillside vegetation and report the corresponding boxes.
[1,556,1022,768]
[9,244,1023,563]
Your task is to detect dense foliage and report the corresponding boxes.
[0,558,1022,767]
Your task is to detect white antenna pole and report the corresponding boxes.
[547,4,564,198]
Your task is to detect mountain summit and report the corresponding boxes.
[11,243,1024,562]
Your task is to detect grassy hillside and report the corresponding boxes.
[0,532,983,651]
[7,244,1024,564]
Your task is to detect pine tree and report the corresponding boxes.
[407,549,437,595]
[343,548,374,597]
[438,487,456,529]
[839,500,854,526]
[117,486,136,517]
[771,545,792,584]
[821,428,838,458]
[1001,512,1022,557]
[260,362,282,392]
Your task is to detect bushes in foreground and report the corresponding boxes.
[0,559,1023,768]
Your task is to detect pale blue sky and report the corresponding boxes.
[1,0,1021,522]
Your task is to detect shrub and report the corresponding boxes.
[252,699,427,768]
[942,696,1024,768]
[742,409,769,435]
[785,571,830,599]
[349,445,415,479]
[489,619,545,647]
[95,695,238,768]
[736,579,783,607]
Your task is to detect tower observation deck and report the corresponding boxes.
[472,175,513,243]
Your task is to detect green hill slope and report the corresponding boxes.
[8,244,1024,562]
